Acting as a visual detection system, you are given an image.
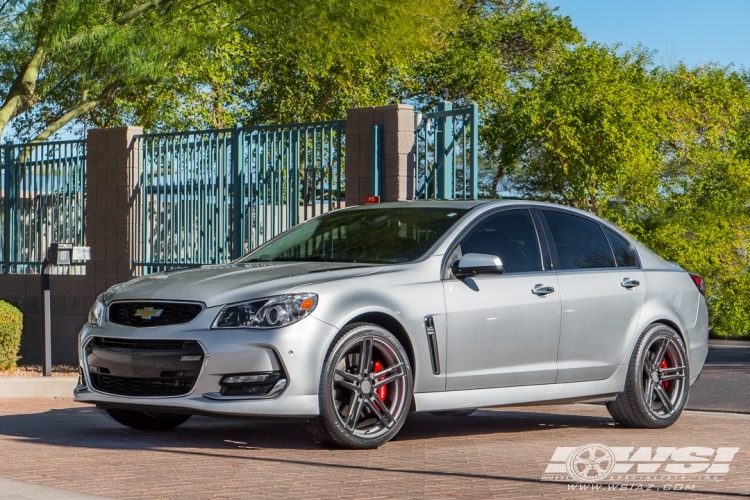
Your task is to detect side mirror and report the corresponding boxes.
[451,253,505,279]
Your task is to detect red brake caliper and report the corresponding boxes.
[372,361,387,402]
[659,358,669,390]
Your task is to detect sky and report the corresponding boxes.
[547,0,750,69]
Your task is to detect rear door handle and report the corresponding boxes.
[621,278,640,289]
[532,284,555,296]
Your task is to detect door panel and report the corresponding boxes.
[538,208,646,384]
[555,270,645,383]
[444,273,561,390]
[443,208,560,391]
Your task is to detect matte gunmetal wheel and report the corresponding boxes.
[607,324,689,428]
[309,323,413,449]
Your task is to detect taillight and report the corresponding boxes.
[689,273,705,296]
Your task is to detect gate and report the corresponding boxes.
[413,102,479,200]
[1,141,87,274]
[133,121,345,273]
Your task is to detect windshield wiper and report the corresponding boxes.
[245,256,357,263]
[307,265,372,273]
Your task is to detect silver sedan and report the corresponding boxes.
[75,200,709,449]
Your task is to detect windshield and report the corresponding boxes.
[242,207,468,264]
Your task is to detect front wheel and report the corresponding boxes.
[607,324,689,428]
[106,408,191,430]
[308,323,413,449]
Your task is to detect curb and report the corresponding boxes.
[709,339,750,347]
[0,377,78,398]
[0,477,117,500]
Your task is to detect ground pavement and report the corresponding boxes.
[0,398,747,499]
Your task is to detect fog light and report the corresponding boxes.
[222,374,269,384]
[218,371,284,397]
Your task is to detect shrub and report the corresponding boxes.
[0,300,23,370]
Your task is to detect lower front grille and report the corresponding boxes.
[90,373,196,397]
[86,336,204,397]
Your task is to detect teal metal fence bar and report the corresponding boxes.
[370,125,382,197]
[414,102,479,200]
[133,120,346,273]
[1,140,87,274]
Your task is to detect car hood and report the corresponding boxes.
[107,262,382,307]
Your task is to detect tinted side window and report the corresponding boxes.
[603,227,638,267]
[542,210,615,270]
[460,209,542,273]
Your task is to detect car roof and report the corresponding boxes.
[335,199,676,270]
[343,199,536,210]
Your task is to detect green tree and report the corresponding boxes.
[0,0,221,142]
[109,0,581,131]
[483,40,750,337]
[609,65,750,338]
[412,0,581,109]
[2,0,582,135]
[113,0,457,131]
[483,43,664,210]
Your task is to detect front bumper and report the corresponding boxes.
[74,311,337,418]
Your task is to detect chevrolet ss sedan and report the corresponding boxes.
[75,200,709,449]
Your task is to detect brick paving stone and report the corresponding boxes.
[0,398,747,499]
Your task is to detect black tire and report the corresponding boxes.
[430,409,477,417]
[607,323,689,428]
[106,408,191,430]
[308,323,413,449]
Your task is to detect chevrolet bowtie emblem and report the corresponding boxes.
[134,306,164,320]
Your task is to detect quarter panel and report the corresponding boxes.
[633,270,708,381]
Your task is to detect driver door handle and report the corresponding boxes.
[621,278,641,289]
[532,284,555,296]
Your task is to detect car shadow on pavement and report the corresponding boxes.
[396,408,616,442]
[0,405,616,452]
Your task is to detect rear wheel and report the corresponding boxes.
[308,323,413,449]
[607,324,689,428]
[106,408,191,430]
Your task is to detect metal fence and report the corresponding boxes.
[1,140,87,274]
[0,102,476,275]
[132,121,346,273]
[414,102,479,200]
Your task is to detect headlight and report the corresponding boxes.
[87,296,105,326]
[86,284,123,326]
[213,293,318,329]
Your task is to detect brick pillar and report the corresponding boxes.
[345,104,415,205]
[85,126,142,295]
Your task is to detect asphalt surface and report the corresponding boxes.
[686,340,750,414]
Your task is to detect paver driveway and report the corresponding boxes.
[0,398,747,499]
